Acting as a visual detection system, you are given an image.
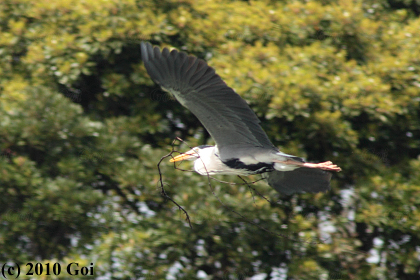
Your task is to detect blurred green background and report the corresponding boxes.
[1,0,420,279]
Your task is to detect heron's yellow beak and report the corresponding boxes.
[169,153,196,162]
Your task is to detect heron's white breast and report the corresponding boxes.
[274,162,300,171]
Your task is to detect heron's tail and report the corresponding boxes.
[264,168,332,195]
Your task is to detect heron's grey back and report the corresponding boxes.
[265,168,332,195]
[141,42,276,159]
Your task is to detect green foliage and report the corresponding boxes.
[1,0,420,279]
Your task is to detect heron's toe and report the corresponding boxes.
[318,161,342,172]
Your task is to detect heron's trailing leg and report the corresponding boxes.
[302,161,341,172]
[277,159,342,172]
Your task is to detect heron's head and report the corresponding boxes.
[169,145,213,163]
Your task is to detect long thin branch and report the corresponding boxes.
[157,137,193,228]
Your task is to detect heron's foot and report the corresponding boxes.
[303,161,342,172]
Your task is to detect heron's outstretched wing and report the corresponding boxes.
[141,42,276,158]
[265,168,332,195]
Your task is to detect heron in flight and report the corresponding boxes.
[141,42,341,195]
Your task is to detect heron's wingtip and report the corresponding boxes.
[265,168,332,195]
[140,41,151,62]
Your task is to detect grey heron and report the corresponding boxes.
[141,42,341,195]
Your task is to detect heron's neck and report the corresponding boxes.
[194,146,224,175]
